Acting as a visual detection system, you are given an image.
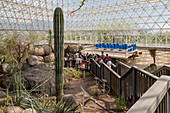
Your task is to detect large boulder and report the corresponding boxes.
[0,90,6,98]
[63,94,79,107]
[28,43,34,54]
[42,44,52,55]
[0,63,10,74]
[44,53,55,63]
[64,45,83,57]
[37,56,44,62]
[34,46,45,56]
[51,44,54,53]
[21,108,36,113]
[26,55,39,66]
[1,64,55,96]
[5,106,24,113]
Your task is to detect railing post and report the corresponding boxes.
[133,67,137,104]
[90,59,92,73]
[167,90,169,113]
[96,63,97,77]
[166,69,170,75]
[100,65,101,79]
[119,78,122,97]
[109,71,111,88]
[103,64,104,79]
[119,64,121,76]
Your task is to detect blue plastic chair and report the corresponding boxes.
[119,45,123,51]
[104,44,107,50]
[133,44,137,50]
[96,44,99,49]
[102,43,105,48]
[128,48,133,52]
[99,43,102,48]
[124,44,128,49]
[109,43,112,48]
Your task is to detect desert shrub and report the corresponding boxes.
[0,47,6,56]
[92,89,99,97]
[21,63,30,71]
[115,95,127,111]
[74,70,82,79]
[85,72,91,77]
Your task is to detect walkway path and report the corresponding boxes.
[64,76,123,113]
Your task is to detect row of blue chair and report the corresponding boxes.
[128,44,137,52]
[96,43,137,51]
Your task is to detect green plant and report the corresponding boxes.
[92,89,99,97]
[7,67,79,113]
[148,47,157,64]
[54,7,64,103]
[115,95,126,111]
[85,72,91,77]
[0,56,5,65]
[74,71,82,79]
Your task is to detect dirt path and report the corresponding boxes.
[64,76,123,113]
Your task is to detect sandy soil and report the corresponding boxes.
[128,48,170,69]
[64,75,126,113]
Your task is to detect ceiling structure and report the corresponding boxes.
[0,0,169,46]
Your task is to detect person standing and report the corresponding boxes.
[104,54,109,63]
[101,51,105,60]
[107,57,112,68]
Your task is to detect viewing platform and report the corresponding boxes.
[81,43,139,59]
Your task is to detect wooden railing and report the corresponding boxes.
[90,59,159,105]
[121,66,159,105]
[152,65,170,77]
[101,63,121,95]
[90,59,101,78]
[127,75,170,113]
[116,62,131,76]
[90,59,121,95]
[111,63,116,71]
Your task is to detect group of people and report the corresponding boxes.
[65,51,112,68]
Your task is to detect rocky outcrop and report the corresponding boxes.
[44,53,55,63]
[63,94,79,107]
[26,55,39,66]
[64,45,83,57]
[34,46,45,56]
[1,64,55,96]
[0,63,10,74]
[42,44,52,55]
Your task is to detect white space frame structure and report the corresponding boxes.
[0,0,169,47]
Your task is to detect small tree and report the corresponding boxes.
[148,48,157,64]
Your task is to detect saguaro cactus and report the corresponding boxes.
[54,7,64,102]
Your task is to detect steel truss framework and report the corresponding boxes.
[0,0,169,47]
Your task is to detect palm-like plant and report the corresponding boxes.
[148,48,157,64]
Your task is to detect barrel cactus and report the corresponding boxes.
[54,7,64,102]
